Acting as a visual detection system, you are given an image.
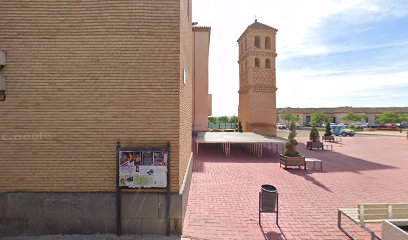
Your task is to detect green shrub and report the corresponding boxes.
[324,122,332,136]
[309,127,320,142]
[284,121,299,157]
[238,121,243,133]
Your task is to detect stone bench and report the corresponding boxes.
[305,158,322,171]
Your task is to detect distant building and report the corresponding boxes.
[237,20,278,136]
[277,107,408,126]
[192,26,212,132]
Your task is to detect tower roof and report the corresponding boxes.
[247,20,278,31]
[237,20,278,42]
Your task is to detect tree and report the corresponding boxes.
[281,112,300,126]
[324,122,332,136]
[377,112,400,123]
[309,127,320,142]
[284,121,299,157]
[208,116,217,123]
[400,113,408,122]
[342,113,364,123]
[218,116,229,123]
[311,112,329,126]
[230,115,238,123]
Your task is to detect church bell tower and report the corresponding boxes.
[237,20,278,136]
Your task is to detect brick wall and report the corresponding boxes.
[178,0,193,188]
[0,0,187,193]
[237,25,277,136]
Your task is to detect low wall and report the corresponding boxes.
[0,153,194,237]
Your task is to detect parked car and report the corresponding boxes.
[350,122,368,129]
[381,123,398,129]
[337,123,348,127]
[360,123,369,128]
[330,125,355,136]
[306,122,319,127]
[276,123,287,129]
[368,123,379,128]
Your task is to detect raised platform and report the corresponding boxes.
[196,132,287,157]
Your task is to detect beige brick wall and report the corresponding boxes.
[192,28,210,132]
[0,0,188,193]
[178,0,193,188]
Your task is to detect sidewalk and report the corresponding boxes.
[182,136,408,240]
[2,235,187,240]
[356,130,407,137]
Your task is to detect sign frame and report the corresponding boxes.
[118,147,169,189]
[115,142,171,236]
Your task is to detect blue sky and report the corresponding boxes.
[193,0,408,116]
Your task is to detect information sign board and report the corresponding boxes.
[118,149,168,188]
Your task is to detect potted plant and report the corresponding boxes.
[307,127,323,150]
[238,121,243,133]
[280,121,305,169]
[322,122,335,141]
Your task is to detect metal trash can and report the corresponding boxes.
[259,184,279,226]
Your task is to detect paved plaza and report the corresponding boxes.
[183,135,408,240]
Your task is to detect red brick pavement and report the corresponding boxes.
[182,136,408,240]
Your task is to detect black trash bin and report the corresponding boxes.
[259,184,279,225]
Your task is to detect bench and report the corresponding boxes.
[323,144,333,150]
[305,158,322,171]
[338,203,408,239]
[358,203,408,224]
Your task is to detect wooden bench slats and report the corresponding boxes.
[359,203,408,208]
[339,208,360,223]
[356,203,408,224]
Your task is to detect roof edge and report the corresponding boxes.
[237,21,277,42]
[193,26,211,32]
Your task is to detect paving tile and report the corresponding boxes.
[183,136,408,240]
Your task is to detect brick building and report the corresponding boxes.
[0,0,208,236]
[237,20,278,136]
[192,26,211,133]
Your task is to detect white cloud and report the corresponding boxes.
[277,70,408,108]
[193,0,408,116]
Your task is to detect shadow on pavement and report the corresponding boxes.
[193,140,396,192]
[260,225,287,240]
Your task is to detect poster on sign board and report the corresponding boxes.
[119,150,167,188]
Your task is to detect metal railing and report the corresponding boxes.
[338,209,381,240]
[208,122,238,129]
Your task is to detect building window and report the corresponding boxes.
[255,35,260,48]
[244,38,247,50]
[182,67,187,84]
[265,36,271,49]
[265,59,271,69]
[255,58,260,68]
[245,60,247,70]
[240,43,243,55]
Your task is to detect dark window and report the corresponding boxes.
[255,35,260,48]
[265,37,271,49]
[265,59,271,69]
[255,58,260,68]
